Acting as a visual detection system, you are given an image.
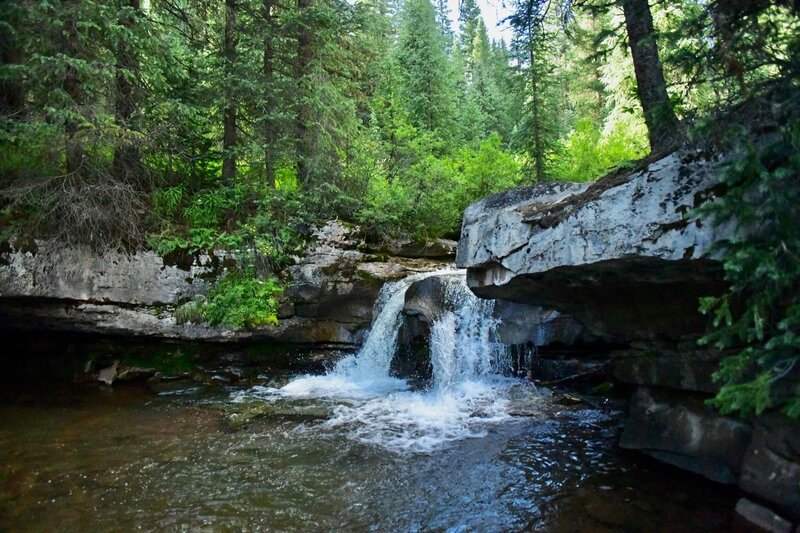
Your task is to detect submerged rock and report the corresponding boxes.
[734,498,793,533]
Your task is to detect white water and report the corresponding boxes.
[235,270,542,452]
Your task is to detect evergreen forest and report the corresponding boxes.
[1,1,799,417]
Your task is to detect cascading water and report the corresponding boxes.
[235,270,542,452]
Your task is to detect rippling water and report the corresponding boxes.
[0,374,739,532]
[0,272,742,531]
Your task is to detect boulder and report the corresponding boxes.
[739,414,800,519]
[96,361,120,386]
[456,151,733,341]
[619,386,752,484]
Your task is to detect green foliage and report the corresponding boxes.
[152,186,185,218]
[697,109,800,419]
[357,132,521,239]
[178,270,282,329]
[552,118,647,182]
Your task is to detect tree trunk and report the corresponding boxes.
[114,0,142,185]
[622,0,679,154]
[63,3,84,176]
[263,0,276,188]
[222,0,238,182]
[295,0,312,186]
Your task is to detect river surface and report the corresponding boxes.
[0,274,740,531]
[0,344,741,532]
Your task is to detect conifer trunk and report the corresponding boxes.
[63,2,85,176]
[295,0,312,185]
[222,0,238,182]
[0,14,24,122]
[263,0,276,188]
[528,25,544,183]
[622,0,679,153]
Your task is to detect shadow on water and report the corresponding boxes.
[0,335,740,532]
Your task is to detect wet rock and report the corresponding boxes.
[613,346,727,393]
[223,400,332,430]
[96,361,120,386]
[555,393,585,406]
[734,498,793,533]
[148,378,196,395]
[739,414,800,519]
[619,386,752,484]
[532,358,608,384]
[115,365,156,382]
[457,150,733,341]
[147,371,192,386]
[493,300,590,346]
[402,273,459,323]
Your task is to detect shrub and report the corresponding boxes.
[698,112,800,419]
[177,271,282,329]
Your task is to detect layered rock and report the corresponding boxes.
[619,386,752,484]
[457,151,732,341]
[0,222,444,345]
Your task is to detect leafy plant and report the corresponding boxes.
[697,111,800,419]
[177,270,282,329]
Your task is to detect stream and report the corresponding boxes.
[0,273,740,531]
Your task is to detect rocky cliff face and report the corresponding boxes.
[457,151,733,341]
[457,150,800,521]
[0,222,445,345]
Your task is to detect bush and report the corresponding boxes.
[552,118,647,182]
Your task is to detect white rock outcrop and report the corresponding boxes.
[456,150,735,340]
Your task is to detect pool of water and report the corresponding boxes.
[0,350,739,532]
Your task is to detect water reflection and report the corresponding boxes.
[0,380,737,532]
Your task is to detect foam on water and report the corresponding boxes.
[234,269,540,452]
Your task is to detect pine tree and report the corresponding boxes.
[458,0,481,64]
[396,0,456,136]
[113,0,143,186]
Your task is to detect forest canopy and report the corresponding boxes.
[5,0,795,251]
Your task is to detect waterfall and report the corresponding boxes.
[333,270,443,382]
[238,269,541,452]
[428,274,510,391]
